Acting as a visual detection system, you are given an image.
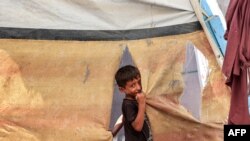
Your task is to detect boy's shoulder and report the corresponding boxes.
[122,98,137,108]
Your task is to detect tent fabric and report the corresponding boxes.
[0,39,123,141]
[0,31,229,141]
[0,0,197,30]
[0,22,202,41]
[222,0,250,124]
[217,0,230,16]
[0,0,231,141]
[0,31,230,141]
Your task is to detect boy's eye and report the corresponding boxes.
[131,84,135,88]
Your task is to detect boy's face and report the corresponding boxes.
[119,76,142,97]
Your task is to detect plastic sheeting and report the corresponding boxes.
[0,31,230,141]
[217,0,230,16]
[0,0,197,30]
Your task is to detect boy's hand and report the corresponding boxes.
[135,92,146,105]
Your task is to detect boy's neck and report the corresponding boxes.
[125,94,136,100]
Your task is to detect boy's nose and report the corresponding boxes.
[136,83,141,91]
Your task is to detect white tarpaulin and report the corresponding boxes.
[0,0,197,30]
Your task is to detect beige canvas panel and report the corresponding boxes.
[0,40,123,141]
[0,31,230,141]
[128,31,230,141]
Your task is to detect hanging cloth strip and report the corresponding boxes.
[222,0,250,124]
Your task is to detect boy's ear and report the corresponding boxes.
[118,87,125,93]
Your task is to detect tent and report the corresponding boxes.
[0,0,230,141]
[217,0,230,16]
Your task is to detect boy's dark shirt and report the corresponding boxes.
[122,98,152,141]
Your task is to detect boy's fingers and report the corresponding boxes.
[136,93,146,101]
[135,94,141,100]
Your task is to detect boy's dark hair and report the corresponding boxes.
[115,65,141,88]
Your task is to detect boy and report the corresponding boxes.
[114,65,153,141]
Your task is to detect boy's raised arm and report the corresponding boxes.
[132,93,146,132]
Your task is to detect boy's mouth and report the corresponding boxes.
[136,90,142,94]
